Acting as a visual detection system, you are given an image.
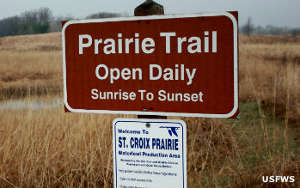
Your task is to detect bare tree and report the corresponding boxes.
[0,7,53,37]
[242,17,254,36]
[291,28,300,37]
[86,12,121,19]
[0,16,20,36]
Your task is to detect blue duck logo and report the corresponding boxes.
[159,126,180,137]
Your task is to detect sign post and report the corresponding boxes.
[135,0,166,119]
[134,0,164,16]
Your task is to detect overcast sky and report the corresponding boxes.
[1,0,300,27]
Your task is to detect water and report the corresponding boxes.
[0,98,62,111]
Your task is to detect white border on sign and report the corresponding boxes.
[112,118,187,188]
[62,12,238,118]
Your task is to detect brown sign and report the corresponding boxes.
[62,13,239,118]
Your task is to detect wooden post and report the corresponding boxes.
[134,0,164,16]
[134,0,166,119]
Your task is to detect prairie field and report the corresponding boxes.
[0,33,299,188]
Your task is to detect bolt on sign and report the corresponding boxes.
[62,12,239,118]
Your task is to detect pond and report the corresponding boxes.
[0,98,62,111]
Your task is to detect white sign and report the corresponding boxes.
[113,118,187,188]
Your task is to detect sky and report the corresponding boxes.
[1,0,300,27]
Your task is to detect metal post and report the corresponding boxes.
[134,0,166,119]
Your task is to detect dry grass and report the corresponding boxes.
[0,33,61,52]
[0,108,118,188]
[0,107,298,188]
[0,33,299,188]
[0,33,62,100]
[239,36,300,124]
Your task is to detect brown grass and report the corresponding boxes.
[0,108,117,188]
[0,108,298,188]
[239,36,300,124]
[0,33,299,188]
[0,33,62,100]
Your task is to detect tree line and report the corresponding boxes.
[0,8,121,37]
[0,8,53,37]
[241,17,300,36]
[1,9,300,37]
